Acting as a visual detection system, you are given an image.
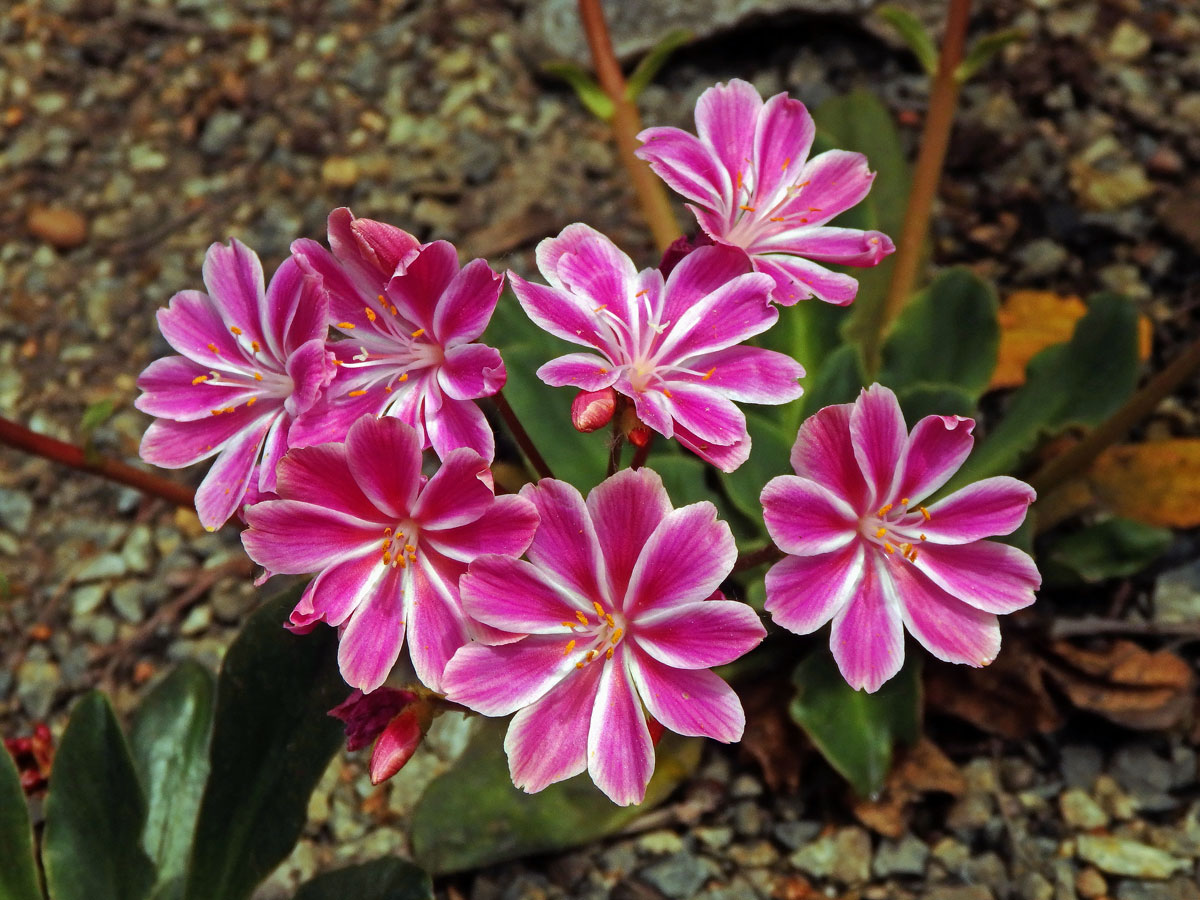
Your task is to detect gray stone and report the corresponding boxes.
[71,583,108,617]
[1061,745,1104,789]
[1015,237,1069,279]
[924,887,994,900]
[110,581,144,623]
[726,840,777,868]
[121,524,154,574]
[0,487,33,533]
[639,850,708,900]
[636,829,684,855]
[76,552,127,581]
[872,835,929,877]
[1112,745,1177,811]
[694,826,732,851]
[729,774,762,799]
[1060,788,1110,830]
[1116,878,1200,900]
[730,799,764,837]
[772,819,820,851]
[1076,835,1190,879]
[17,657,59,718]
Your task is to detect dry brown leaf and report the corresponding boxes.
[1087,440,1200,527]
[1044,639,1194,730]
[925,644,1064,739]
[853,738,965,837]
[738,680,803,794]
[991,291,1152,390]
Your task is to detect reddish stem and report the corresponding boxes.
[630,434,653,470]
[0,415,196,509]
[732,541,785,574]
[492,390,555,481]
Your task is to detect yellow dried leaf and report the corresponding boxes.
[1088,439,1200,527]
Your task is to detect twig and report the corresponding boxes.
[0,414,196,509]
[491,390,555,481]
[607,415,625,477]
[870,0,973,373]
[1048,617,1200,642]
[732,542,785,574]
[577,0,680,253]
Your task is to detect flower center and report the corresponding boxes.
[193,324,294,413]
[861,497,931,563]
[559,600,626,670]
[334,299,445,397]
[378,524,419,570]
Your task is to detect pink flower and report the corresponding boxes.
[443,469,766,806]
[290,208,507,461]
[241,415,539,693]
[760,385,1040,693]
[508,223,805,472]
[636,79,895,306]
[136,240,336,530]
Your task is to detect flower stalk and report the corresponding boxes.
[492,389,555,481]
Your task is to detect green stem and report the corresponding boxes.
[732,541,785,574]
[607,414,625,477]
[492,389,555,481]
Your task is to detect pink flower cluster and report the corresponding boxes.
[134,80,1039,805]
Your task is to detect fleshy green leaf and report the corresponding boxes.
[880,267,999,400]
[625,29,693,102]
[789,652,921,798]
[411,719,702,875]
[894,384,975,422]
[183,588,348,900]
[484,291,608,491]
[877,4,938,75]
[293,858,432,900]
[953,292,1140,487]
[956,28,1026,83]
[0,744,41,900]
[721,411,793,524]
[1046,518,1173,584]
[799,343,866,418]
[131,661,216,900]
[42,692,157,900]
[542,62,614,121]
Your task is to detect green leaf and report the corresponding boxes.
[721,412,793,523]
[894,384,975,422]
[42,692,156,900]
[880,267,999,400]
[183,588,348,900]
[131,661,216,900]
[542,62,614,120]
[0,743,41,900]
[80,398,116,435]
[799,343,866,418]
[877,4,938,75]
[625,29,692,102]
[953,292,1140,487]
[789,652,921,798]
[1046,518,1173,584]
[956,28,1026,83]
[293,858,432,900]
[485,291,608,491]
[411,719,702,875]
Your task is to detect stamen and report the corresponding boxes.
[593,304,607,312]
[769,216,786,222]
[575,610,589,625]
[883,542,895,554]
[585,650,596,662]
[348,389,367,397]
[919,533,927,541]
[563,640,576,656]
[875,527,887,538]
[365,307,377,322]
[919,506,931,521]
[337,322,356,329]
[781,157,790,171]
[877,504,893,516]
[383,551,392,565]
[245,397,256,406]
[398,373,408,382]
[230,326,242,335]
[900,498,909,505]
[561,621,576,630]
[605,647,614,660]
[404,544,415,553]
[253,372,263,381]
[407,553,416,563]
[611,628,623,644]
[575,661,585,669]
[702,367,715,380]
[411,328,425,338]
[192,374,208,385]
[384,527,392,535]
[592,601,605,618]
[634,289,648,298]
[207,342,220,354]
[739,204,756,212]
[251,340,261,352]
[604,613,615,627]
[662,388,672,398]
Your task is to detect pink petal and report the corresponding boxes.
[654,271,777,364]
[922,476,1036,544]
[829,553,905,693]
[678,346,804,404]
[634,598,765,669]
[912,540,1040,614]
[194,417,273,530]
[629,652,744,743]
[537,353,620,391]
[412,447,492,529]
[290,550,391,631]
[519,479,606,604]
[789,402,871,511]
[284,338,335,419]
[425,493,539,562]
[139,406,270,468]
[894,414,975,504]
[624,381,675,438]
[266,257,327,357]
[635,126,729,209]
[254,411,290,494]
[201,239,267,349]
[326,207,422,299]
[784,149,877,227]
[155,290,246,365]
[760,475,858,556]
[432,257,503,344]
[437,343,505,400]
[764,541,866,634]
[888,560,1001,667]
[385,241,459,335]
[505,663,601,793]
[345,415,423,520]
[508,273,613,353]
[423,390,495,462]
[405,558,471,692]
[136,355,258,421]
[661,382,746,446]
[459,556,583,633]
[751,93,815,208]
[674,424,749,472]
[552,228,639,321]
[625,502,735,617]
[444,635,579,716]
[755,226,894,266]
[337,570,407,693]
[274,442,382,521]
[242,499,379,572]
[694,79,761,195]
[585,468,672,600]
[752,253,859,306]
[290,236,366,326]
[287,387,386,449]
[849,384,907,506]
[588,648,654,806]
[369,707,423,784]
[659,244,754,327]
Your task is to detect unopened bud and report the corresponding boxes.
[571,387,616,433]
[657,231,713,278]
[369,706,424,784]
[619,407,652,448]
[328,687,418,752]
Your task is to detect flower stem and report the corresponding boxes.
[732,541,785,574]
[868,0,972,374]
[577,0,681,253]
[630,434,653,470]
[1028,334,1200,497]
[0,414,196,509]
[492,390,555,481]
[607,415,626,477]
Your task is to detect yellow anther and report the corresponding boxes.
[703,367,716,380]
[662,388,672,398]
[900,497,909,505]
[875,527,887,538]
[378,294,386,302]
[604,613,615,627]
[877,504,893,516]
[919,506,931,521]
[192,374,208,385]
[634,289,648,298]
[563,640,576,656]
[781,157,790,171]
[230,325,242,335]
[407,553,416,563]
[348,389,367,397]
[576,610,589,625]
[385,385,392,392]
[593,304,607,312]
[919,533,927,541]
[253,372,263,381]
[396,557,406,568]
[383,551,392,565]
[404,544,416,553]
[738,204,756,212]
[883,542,895,554]
[575,661,585,669]
[769,216,786,222]
[611,628,623,645]
[398,373,408,382]
[605,647,614,660]
[808,206,822,213]
[365,307,377,322]
[592,601,605,618]
[909,550,919,562]
[384,527,392,535]
[411,328,425,338]
[337,322,356,329]
[251,340,261,352]
[561,621,575,630]
[207,342,219,353]
[585,650,596,662]
[246,397,257,406]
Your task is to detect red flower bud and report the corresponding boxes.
[328,687,418,752]
[368,707,424,785]
[619,407,652,447]
[571,387,616,433]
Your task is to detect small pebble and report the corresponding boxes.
[26,205,88,249]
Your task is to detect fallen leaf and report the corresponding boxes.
[738,680,804,794]
[991,291,1152,390]
[1087,440,1200,527]
[1044,639,1194,730]
[853,738,965,837]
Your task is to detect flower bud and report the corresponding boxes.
[324,207,422,286]
[328,687,418,752]
[571,387,616,433]
[619,407,652,448]
[368,706,424,784]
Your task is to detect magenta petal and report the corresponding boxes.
[848,384,907,506]
[894,414,975,504]
[587,648,654,806]
[505,662,601,793]
[284,338,334,418]
[786,149,877,226]
[913,540,1040,614]
[345,416,423,520]
[679,346,804,404]
[753,254,860,306]
[288,387,385,449]
[889,561,1001,668]
[291,237,365,325]
[634,599,765,669]
[438,343,505,401]
[156,289,244,364]
[536,353,620,391]
[201,239,266,346]
[268,258,328,356]
[629,652,744,743]
[829,554,904,693]
[405,560,470,692]
[922,476,1036,544]
[432,257,503,344]
[654,271,776,363]
[293,551,391,630]
[242,499,379,573]
[194,417,272,530]
[760,475,858,556]
[254,412,290,494]
[519,479,606,604]
[445,636,578,716]
[662,383,746,446]
[764,541,865,634]
[635,126,729,209]
[426,493,539,563]
[139,407,266,468]
[585,468,672,600]
[337,573,406,693]
[274,442,381,521]
[552,228,639,315]
[385,241,459,335]
[136,356,256,421]
[424,391,495,462]
[369,707,423,784]
[625,502,735,617]
[757,226,894,266]
[412,447,492,529]
[751,93,815,206]
[509,273,611,352]
[326,208,421,299]
[659,244,754,325]
[625,383,674,439]
[788,402,870,510]
[459,556,584,633]
[675,424,750,473]
[694,79,761,188]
